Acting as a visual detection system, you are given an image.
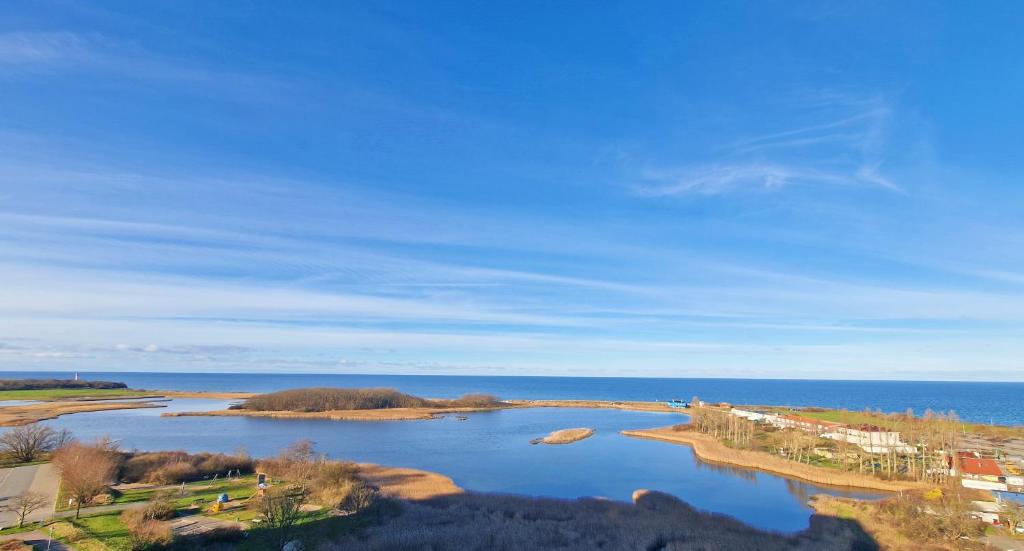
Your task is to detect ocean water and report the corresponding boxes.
[5,371,1021,425]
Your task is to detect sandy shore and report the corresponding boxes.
[0,400,167,426]
[531,427,595,445]
[622,426,923,492]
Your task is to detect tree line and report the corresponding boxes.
[687,398,964,483]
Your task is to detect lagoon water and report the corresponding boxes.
[6,371,1017,532]
[39,398,885,533]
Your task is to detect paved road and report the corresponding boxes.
[0,464,60,529]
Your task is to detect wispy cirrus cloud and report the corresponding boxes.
[0,30,290,102]
[0,31,100,65]
[630,94,902,196]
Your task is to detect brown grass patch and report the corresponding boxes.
[358,463,463,501]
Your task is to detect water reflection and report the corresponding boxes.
[691,454,758,482]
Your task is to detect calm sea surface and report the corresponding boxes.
[4,372,1019,532]
[6,371,1020,425]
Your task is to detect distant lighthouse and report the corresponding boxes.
[74,372,79,381]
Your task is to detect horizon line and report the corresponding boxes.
[0,369,1019,385]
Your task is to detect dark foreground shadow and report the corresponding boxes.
[232,490,880,551]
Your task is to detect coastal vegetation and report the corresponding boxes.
[0,379,127,391]
[686,399,964,484]
[531,427,595,445]
[0,379,149,401]
[120,450,255,484]
[623,427,918,492]
[236,387,503,412]
[25,432,464,550]
[810,491,994,551]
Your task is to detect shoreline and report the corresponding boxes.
[0,400,167,426]
[622,426,924,492]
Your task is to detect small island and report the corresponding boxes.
[165,387,507,421]
[531,427,596,445]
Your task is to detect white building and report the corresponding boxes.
[729,408,775,423]
[821,426,916,454]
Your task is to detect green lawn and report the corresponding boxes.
[0,388,154,401]
[112,475,259,507]
[70,512,132,551]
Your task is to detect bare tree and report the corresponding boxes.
[260,486,307,550]
[52,441,119,518]
[0,425,70,463]
[3,491,50,527]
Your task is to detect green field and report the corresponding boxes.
[0,388,154,401]
[70,512,132,551]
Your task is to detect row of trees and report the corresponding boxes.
[689,401,756,447]
[687,398,965,483]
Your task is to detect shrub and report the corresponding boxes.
[121,451,253,484]
[127,519,173,550]
[448,394,501,408]
[143,491,178,521]
[148,463,198,485]
[122,506,174,550]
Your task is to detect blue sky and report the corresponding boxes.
[1,1,1023,380]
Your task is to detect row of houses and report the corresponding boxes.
[729,408,915,454]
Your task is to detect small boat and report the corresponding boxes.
[456,415,468,421]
